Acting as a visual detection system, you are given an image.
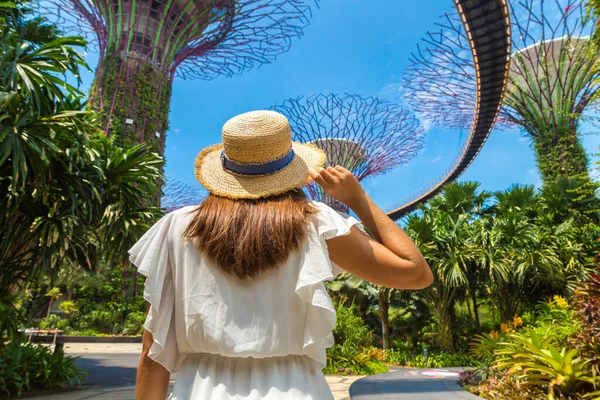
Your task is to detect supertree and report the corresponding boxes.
[40,0,318,156]
[271,93,424,212]
[162,178,206,212]
[403,0,598,183]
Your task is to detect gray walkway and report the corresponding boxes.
[12,346,355,400]
[350,368,481,400]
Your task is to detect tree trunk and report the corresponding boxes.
[46,298,53,317]
[88,55,171,156]
[438,306,454,352]
[378,287,390,350]
[487,287,496,326]
[465,297,473,323]
[532,129,590,183]
[133,270,138,297]
[470,287,481,333]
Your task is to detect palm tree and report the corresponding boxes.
[0,0,163,320]
[425,182,493,334]
[486,185,566,321]
[405,209,460,351]
[44,287,61,317]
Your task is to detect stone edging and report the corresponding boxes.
[29,335,142,343]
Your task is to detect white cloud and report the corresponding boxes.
[432,156,441,163]
[173,128,181,134]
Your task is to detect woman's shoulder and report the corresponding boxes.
[308,201,365,239]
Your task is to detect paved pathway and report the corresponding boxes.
[350,368,480,400]
[14,343,358,400]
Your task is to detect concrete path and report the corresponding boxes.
[350,368,481,400]
[14,343,359,400]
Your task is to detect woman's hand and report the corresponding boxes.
[309,166,366,209]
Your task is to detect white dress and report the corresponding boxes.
[128,201,365,400]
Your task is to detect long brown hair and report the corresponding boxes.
[183,190,315,279]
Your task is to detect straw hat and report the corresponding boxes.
[195,110,326,199]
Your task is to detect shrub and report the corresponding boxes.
[325,301,387,375]
[403,351,482,368]
[324,347,389,375]
[0,342,87,397]
[570,269,600,380]
[469,332,502,363]
[532,298,578,344]
[122,311,146,335]
[385,348,413,366]
[75,309,120,333]
[58,301,78,317]
[493,329,600,398]
[466,373,548,400]
[0,297,26,344]
[39,315,69,331]
[331,302,373,355]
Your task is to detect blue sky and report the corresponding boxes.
[76,0,600,213]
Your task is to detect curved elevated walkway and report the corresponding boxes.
[388,0,511,219]
[349,368,480,400]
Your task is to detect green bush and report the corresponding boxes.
[58,301,78,317]
[0,342,87,397]
[325,302,387,375]
[324,346,389,375]
[387,348,482,368]
[122,311,146,335]
[532,297,579,344]
[0,297,26,344]
[407,352,482,368]
[75,309,120,333]
[39,315,69,331]
[331,302,373,355]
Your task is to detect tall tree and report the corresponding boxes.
[0,1,163,313]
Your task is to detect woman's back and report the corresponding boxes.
[130,201,364,399]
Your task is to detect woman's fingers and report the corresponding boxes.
[309,169,327,187]
[328,166,344,179]
[319,167,338,185]
[310,168,335,188]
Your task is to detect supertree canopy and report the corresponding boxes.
[271,93,424,212]
[403,0,598,183]
[162,178,206,212]
[41,0,318,155]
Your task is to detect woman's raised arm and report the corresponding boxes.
[309,166,433,290]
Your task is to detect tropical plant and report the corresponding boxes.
[122,311,146,335]
[44,288,61,317]
[494,329,600,399]
[59,300,78,317]
[0,0,163,322]
[469,332,502,363]
[38,314,69,331]
[0,341,86,397]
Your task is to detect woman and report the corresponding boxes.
[131,110,432,400]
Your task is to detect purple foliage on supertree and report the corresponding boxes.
[40,0,318,81]
[39,0,319,157]
[161,178,206,213]
[402,0,597,133]
[271,93,424,211]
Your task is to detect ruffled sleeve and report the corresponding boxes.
[294,201,367,370]
[128,212,182,374]
[311,201,367,277]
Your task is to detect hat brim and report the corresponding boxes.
[195,142,326,199]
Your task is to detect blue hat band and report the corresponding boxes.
[221,149,295,176]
